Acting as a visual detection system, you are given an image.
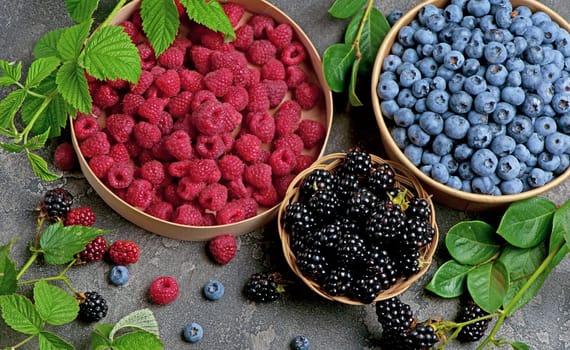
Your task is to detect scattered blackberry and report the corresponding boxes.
[345,187,378,220]
[307,189,340,223]
[407,322,439,349]
[299,169,337,200]
[456,299,491,342]
[340,147,372,177]
[376,296,414,332]
[407,197,432,219]
[77,291,108,322]
[368,163,396,197]
[282,202,315,235]
[77,235,107,263]
[41,188,73,221]
[365,200,407,244]
[243,272,284,302]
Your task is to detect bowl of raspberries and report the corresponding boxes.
[70,0,333,240]
[278,149,439,305]
[372,0,570,211]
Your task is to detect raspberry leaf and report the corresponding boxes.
[140,0,180,57]
[344,7,389,73]
[38,331,75,350]
[34,280,78,326]
[511,341,531,350]
[0,241,18,295]
[445,221,501,265]
[64,0,99,23]
[180,0,236,41]
[56,61,91,114]
[109,308,160,340]
[112,331,164,350]
[323,43,356,92]
[425,260,473,298]
[0,294,43,335]
[467,260,510,313]
[0,89,25,131]
[57,21,92,61]
[0,60,22,86]
[27,152,60,182]
[328,0,367,19]
[33,28,65,59]
[25,57,61,89]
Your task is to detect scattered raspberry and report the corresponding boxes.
[247,40,277,66]
[249,15,275,38]
[274,100,302,136]
[73,113,100,141]
[192,100,226,135]
[164,130,193,160]
[130,70,154,95]
[222,85,249,111]
[203,68,233,97]
[274,173,296,198]
[222,3,245,27]
[54,142,78,171]
[234,133,263,163]
[262,79,288,107]
[179,69,204,92]
[145,201,174,221]
[273,133,304,155]
[93,84,120,109]
[120,20,144,44]
[281,41,307,66]
[285,65,308,88]
[296,119,326,149]
[176,177,206,201]
[173,203,204,225]
[155,69,181,97]
[108,240,140,265]
[268,147,297,176]
[122,93,145,115]
[80,132,110,158]
[218,154,245,181]
[78,236,107,263]
[88,155,115,178]
[294,154,316,173]
[194,134,225,159]
[65,206,96,227]
[190,45,213,74]
[138,97,168,124]
[244,163,272,189]
[247,82,270,112]
[188,159,221,183]
[167,91,193,118]
[247,111,275,143]
[133,121,161,149]
[253,185,280,207]
[267,23,294,49]
[149,276,180,305]
[216,201,246,225]
[140,160,166,185]
[158,46,185,69]
[294,81,321,109]
[191,89,217,111]
[107,162,135,189]
[106,114,135,143]
[109,143,131,163]
[198,183,228,211]
[126,179,153,209]
[261,58,286,81]
[208,234,238,265]
[232,24,254,51]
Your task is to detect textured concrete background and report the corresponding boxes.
[0,0,569,349]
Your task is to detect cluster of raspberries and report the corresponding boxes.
[74,2,327,226]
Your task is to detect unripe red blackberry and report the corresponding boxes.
[78,236,107,263]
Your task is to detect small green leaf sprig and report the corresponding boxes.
[0,0,234,182]
[424,196,570,349]
[323,0,390,106]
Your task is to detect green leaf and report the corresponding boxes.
[56,61,92,114]
[328,0,367,19]
[38,331,74,350]
[551,199,570,266]
[0,294,43,335]
[40,222,110,264]
[0,143,25,152]
[64,0,99,23]
[344,8,390,73]
[0,88,25,130]
[322,43,356,92]
[499,244,548,316]
[467,260,510,313]
[445,221,501,265]
[348,58,363,106]
[425,260,473,298]
[26,129,51,151]
[0,243,18,295]
[22,76,70,138]
[57,20,93,61]
[82,26,142,83]
[27,152,60,182]
[511,341,531,350]
[498,197,556,248]
[34,281,79,325]
[0,60,22,86]
[25,57,61,89]
[34,28,66,59]
[180,0,236,41]
[112,331,163,350]
[92,324,114,349]
[110,309,160,341]
[140,0,180,57]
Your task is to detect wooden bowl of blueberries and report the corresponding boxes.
[372,0,570,211]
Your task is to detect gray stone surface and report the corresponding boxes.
[0,0,569,349]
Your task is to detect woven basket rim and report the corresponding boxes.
[277,152,439,305]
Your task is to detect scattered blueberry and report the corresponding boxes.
[290,335,310,350]
[109,266,129,286]
[203,280,225,301]
[183,322,203,343]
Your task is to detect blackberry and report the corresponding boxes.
[296,248,329,283]
[392,247,421,278]
[407,322,439,349]
[368,163,396,197]
[362,246,398,290]
[376,297,414,332]
[365,200,407,244]
[321,266,352,296]
[340,148,372,177]
[405,216,435,249]
[77,291,108,322]
[407,197,432,219]
[308,189,340,223]
[299,169,337,200]
[243,272,283,302]
[346,187,378,220]
[456,299,491,342]
[77,235,107,263]
[336,232,366,267]
[41,188,73,221]
[282,202,315,235]
[349,271,383,304]
[335,171,361,203]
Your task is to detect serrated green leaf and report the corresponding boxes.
[34,281,78,325]
[467,260,509,313]
[498,197,556,248]
[180,0,235,41]
[26,129,51,151]
[110,309,160,341]
[27,152,60,182]
[345,8,390,73]
[34,28,66,59]
[0,248,18,295]
[0,143,25,152]
[56,61,91,114]
[22,77,70,139]
[64,0,99,23]
[38,331,74,350]
[323,43,356,93]
[511,341,531,350]
[57,20,93,61]
[425,260,473,298]
[348,58,363,106]
[83,26,141,82]
[0,88,25,130]
[445,221,501,265]
[40,222,109,264]
[0,60,22,86]
[25,57,61,89]
[140,0,180,57]
[328,0,367,19]
[91,330,112,350]
[112,331,163,350]
[0,294,43,335]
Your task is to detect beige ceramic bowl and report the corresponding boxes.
[71,0,333,240]
[371,0,570,212]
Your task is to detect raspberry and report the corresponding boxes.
[233,24,254,51]
[294,82,321,110]
[173,203,204,225]
[167,91,193,118]
[88,155,115,178]
[235,197,258,218]
[210,50,248,71]
[93,84,120,109]
[285,65,308,88]
[172,37,192,51]
[73,113,100,141]
[220,132,235,152]
[192,100,226,135]
[247,82,270,112]
[65,206,96,227]
[145,201,174,221]
[191,89,217,110]
[130,70,154,95]
[138,97,168,124]
[121,93,145,115]
[222,85,249,111]
[140,160,166,185]
[198,183,228,211]
[274,100,302,136]
[247,40,277,66]
[105,114,135,143]
[156,111,174,135]
[125,179,154,209]
[253,185,280,207]
[120,20,144,44]
[194,134,225,159]
[109,143,130,163]
[227,178,252,199]
[190,45,213,74]
[244,163,272,189]
[249,15,275,39]
[149,65,166,78]
[155,69,181,97]
[247,67,261,87]
[188,159,221,183]
[216,201,246,224]
[133,121,161,149]
[221,103,243,132]
[261,58,286,80]
[107,162,135,189]
[80,131,110,158]
[78,236,107,263]
[274,173,296,198]
[54,142,78,171]
[207,234,238,264]
[179,69,204,92]
[200,30,225,50]
[158,46,185,69]
[168,160,192,178]
[234,133,263,163]
[218,154,245,181]
[41,188,74,221]
[222,3,245,27]
[262,79,288,107]
[107,240,140,265]
[176,177,206,201]
[204,68,233,97]
[296,119,326,149]
[268,23,294,49]
[150,139,174,162]
[78,291,108,322]
[294,154,316,173]
[174,0,186,17]
[268,147,297,176]
[164,130,193,160]
[247,111,275,143]
[281,41,307,66]
[149,276,179,305]
[273,133,304,154]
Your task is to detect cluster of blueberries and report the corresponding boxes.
[377,0,570,195]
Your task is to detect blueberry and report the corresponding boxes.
[377,78,400,101]
[443,50,465,70]
[446,176,463,189]
[449,91,473,114]
[402,48,420,63]
[458,162,476,180]
[398,26,417,47]
[523,25,545,47]
[526,167,553,187]
[485,64,508,86]
[414,28,437,45]
[448,73,466,93]
[430,76,447,90]
[496,155,521,180]
[411,78,431,98]
[381,100,399,119]
[109,266,129,286]
[291,335,310,350]
[422,151,442,165]
[394,108,416,127]
[491,102,516,125]
[551,93,570,114]
[415,98,427,113]
[465,34,484,58]
[407,124,431,146]
[466,0,491,17]
[514,144,532,163]
[387,9,404,26]
[523,46,545,65]
[431,163,450,183]
[545,132,570,155]
[444,4,464,23]
[495,8,512,28]
[418,44,435,57]
[473,91,498,114]
[426,90,450,114]
[507,115,533,143]
[554,154,570,175]
[391,42,405,56]
[521,94,544,118]
[521,64,542,91]
[471,176,496,194]
[437,66,456,81]
[484,41,508,64]
[380,71,397,82]
[490,134,516,157]
[501,86,525,106]
[452,0,469,9]
[419,111,444,135]
[479,15,497,32]
[462,58,481,76]
[461,179,472,192]
[454,144,474,161]
[416,57,438,78]
[432,134,454,156]
[526,133,545,154]
[441,153,459,173]
[464,75,487,95]
[470,148,498,176]
[555,29,570,56]
[452,27,472,51]
[558,113,570,133]
[538,152,561,172]
[505,57,525,72]
[439,23,460,44]
[404,144,423,166]
[506,70,521,87]
[419,4,441,25]
[203,279,225,301]
[183,322,204,343]
[500,178,524,194]
[432,42,452,62]
[397,88,417,108]
[467,111,488,125]
[420,164,433,176]
[399,65,421,88]
[461,15,478,30]
[382,54,402,72]
[539,20,560,44]
[536,82,554,104]
[391,127,409,149]
[554,76,570,94]
[426,13,447,32]
[510,15,532,36]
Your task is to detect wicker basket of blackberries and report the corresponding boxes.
[277,149,439,305]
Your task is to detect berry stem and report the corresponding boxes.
[15,252,39,280]
[351,0,375,61]
[9,334,36,349]
[18,259,76,287]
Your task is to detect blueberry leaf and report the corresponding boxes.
[445,220,501,265]
[344,8,390,73]
[328,0,367,19]
[38,331,75,350]
[551,199,570,265]
[140,0,180,57]
[425,260,473,298]
[63,0,99,23]
[323,43,356,93]
[34,280,78,326]
[0,294,43,335]
[467,260,509,313]
[511,341,531,350]
[497,197,556,248]
[348,58,363,106]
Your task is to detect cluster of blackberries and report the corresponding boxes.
[282,149,435,303]
[456,298,491,342]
